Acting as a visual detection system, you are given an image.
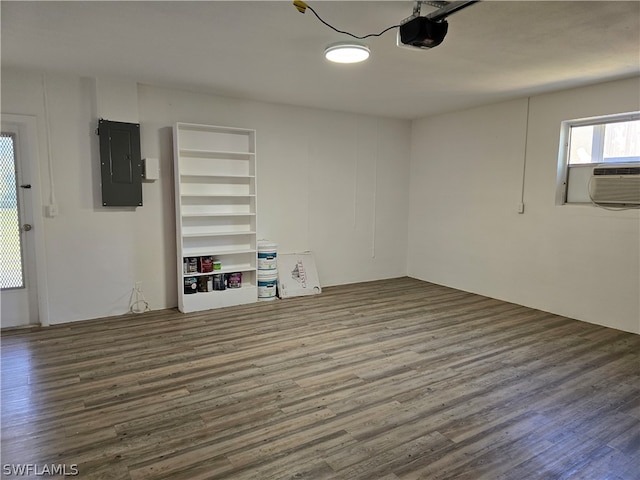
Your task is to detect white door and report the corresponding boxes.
[0,117,40,328]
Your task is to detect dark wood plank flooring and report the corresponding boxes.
[1,277,639,479]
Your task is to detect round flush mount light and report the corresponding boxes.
[324,42,370,64]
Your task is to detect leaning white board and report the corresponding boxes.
[276,252,322,298]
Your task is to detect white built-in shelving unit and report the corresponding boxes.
[173,122,257,313]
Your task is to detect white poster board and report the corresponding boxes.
[277,252,322,298]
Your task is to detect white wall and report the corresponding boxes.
[138,85,411,288]
[4,66,637,333]
[1,68,410,324]
[408,77,640,334]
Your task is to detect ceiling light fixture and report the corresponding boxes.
[324,42,370,64]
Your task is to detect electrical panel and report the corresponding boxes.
[98,119,143,207]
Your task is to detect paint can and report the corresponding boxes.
[186,257,198,273]
[213,274,226,291]
[226,272,242,289]
[199,256,214,273]
[258,270,278,301]
[198,276,212,292]
[184,276,197,294]
[258,241,278,270]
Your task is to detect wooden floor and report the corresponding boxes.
[1,277,639,480]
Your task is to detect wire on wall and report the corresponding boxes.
[371,120,378,259]
[519,97,530,209]
[41,74,57,208]
[353,124,358,231]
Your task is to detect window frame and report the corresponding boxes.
[556,111,640,205]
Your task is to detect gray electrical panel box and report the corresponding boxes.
[98,119,143,207]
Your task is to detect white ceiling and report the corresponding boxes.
[2,1,639,119]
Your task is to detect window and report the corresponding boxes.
[557,112,640,204]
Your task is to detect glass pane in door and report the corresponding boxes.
[0,133,24,289]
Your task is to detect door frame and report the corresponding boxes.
[1,113,49,327]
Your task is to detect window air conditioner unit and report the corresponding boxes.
[589,165,640,205]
